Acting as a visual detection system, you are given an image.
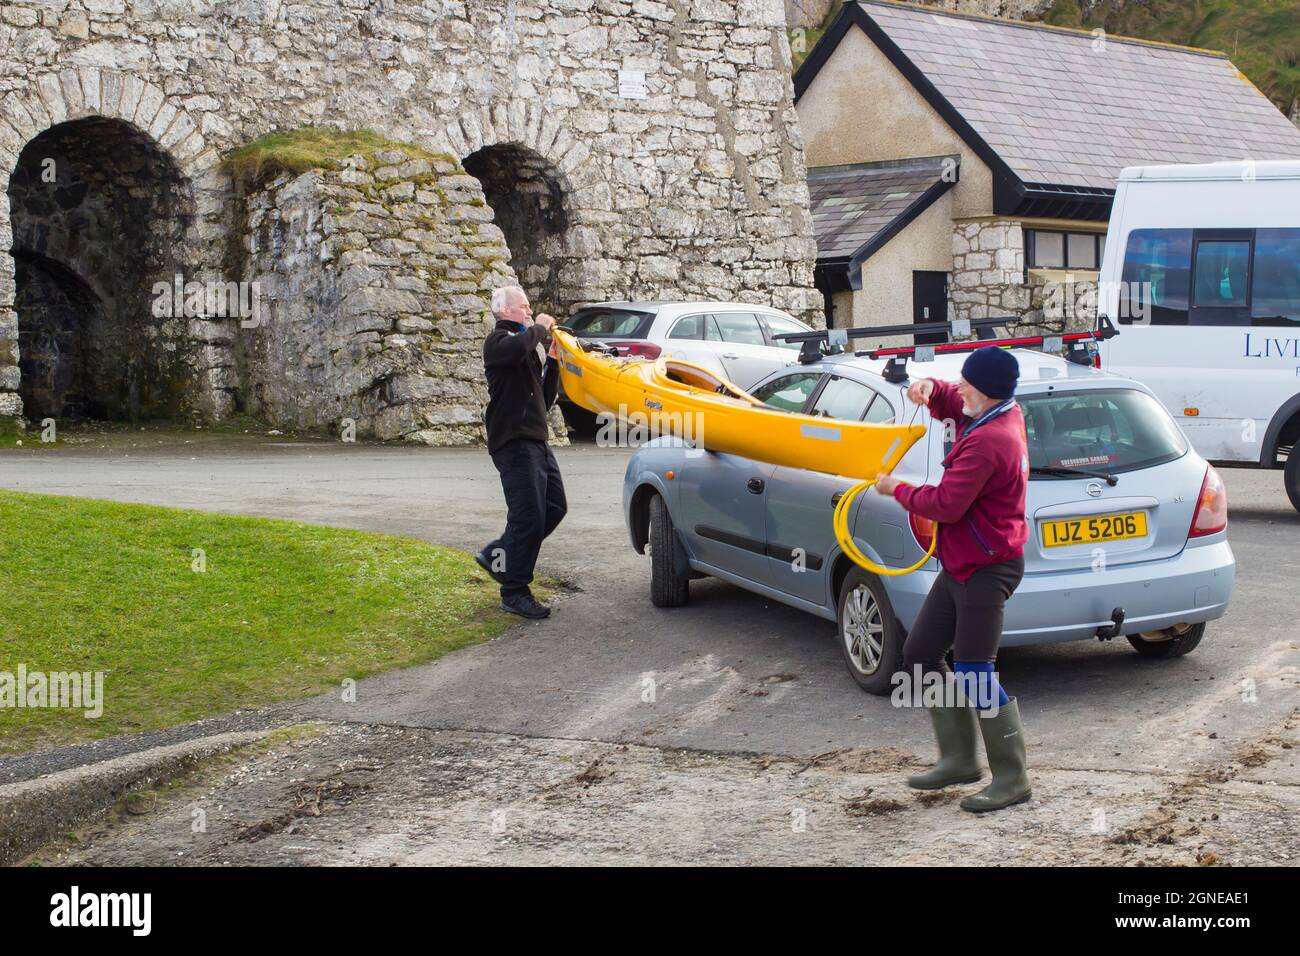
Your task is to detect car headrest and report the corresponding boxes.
[1052,405,1110,435]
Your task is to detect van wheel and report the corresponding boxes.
[649,494,689,608]
[1127,622,1205,659]
[1284,449,1300,514]
[837,567,904,695]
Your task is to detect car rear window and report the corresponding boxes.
[567,308,654,338]
[1019,388,1187,476]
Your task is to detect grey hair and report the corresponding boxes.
[490,284,525,318]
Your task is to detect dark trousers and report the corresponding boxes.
[485,439,567,597]
[902,555,1025,675]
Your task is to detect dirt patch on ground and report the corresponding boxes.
[24,712,1300,866]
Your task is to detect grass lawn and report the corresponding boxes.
[0,490,521,755]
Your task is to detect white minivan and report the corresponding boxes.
[1097,160,1300,511]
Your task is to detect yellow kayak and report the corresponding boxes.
[552,329,926,480]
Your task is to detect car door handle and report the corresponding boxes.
[723,352,740,359]
[747,478,765,495]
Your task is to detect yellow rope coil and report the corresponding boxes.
[832,479,939,577]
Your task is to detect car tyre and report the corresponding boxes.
[649,493,689,608]
[1284,449,1300,514]
[837,566,905,695]
[1127,622,1205,659]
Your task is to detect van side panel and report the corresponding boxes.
[1099,174,1300,463]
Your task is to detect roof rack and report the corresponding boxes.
[773,315,1118,382]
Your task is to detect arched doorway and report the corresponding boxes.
[7,117,192,421]
[462,143,572,318]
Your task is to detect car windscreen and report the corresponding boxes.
[1018,388,1188,477]
[566,308,655,338]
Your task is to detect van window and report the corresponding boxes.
[1120,228,1300,328]
[1252,229,1300,326]
[1119,229,1191,325]
[1019,389,1187,477]
[1192,240,1250,308]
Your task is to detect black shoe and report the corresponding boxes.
[475,550,507,586]
[501,592,551,620]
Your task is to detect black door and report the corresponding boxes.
[912,271,948,344]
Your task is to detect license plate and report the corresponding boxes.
[1041,511,1148,548]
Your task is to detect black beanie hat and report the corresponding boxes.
[961,346,1019,400]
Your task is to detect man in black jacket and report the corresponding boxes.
[477,284,567,619]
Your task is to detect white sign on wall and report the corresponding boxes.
[618,69,648,100]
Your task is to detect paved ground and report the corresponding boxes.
[3,430,1298,864]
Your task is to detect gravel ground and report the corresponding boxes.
[26,705,1298,866]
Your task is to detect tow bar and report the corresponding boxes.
[1096,607,1126,640]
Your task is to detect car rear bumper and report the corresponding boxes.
[885,538,1235,647]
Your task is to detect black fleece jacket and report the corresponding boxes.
[483,319,560,453]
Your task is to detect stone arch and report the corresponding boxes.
[0,70,217,421]
[442,103,602,318]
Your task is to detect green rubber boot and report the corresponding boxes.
[960,697,1032,812]
[907,703,983,790]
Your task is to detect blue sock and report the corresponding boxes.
[953,660,1009,710]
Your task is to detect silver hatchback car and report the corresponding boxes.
[622,349,1236,694]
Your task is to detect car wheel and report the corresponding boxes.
[649,494,689,608]
[1284,449,1300,514]
[837,566,904,695]
[1126,622,1205,659]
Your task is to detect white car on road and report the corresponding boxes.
[558,300,812,431]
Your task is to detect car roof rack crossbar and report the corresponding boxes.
[775,314,1118,372]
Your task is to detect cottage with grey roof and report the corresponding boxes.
[795,0,1300,337]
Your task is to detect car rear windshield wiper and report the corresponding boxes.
[1030,465,1119,485]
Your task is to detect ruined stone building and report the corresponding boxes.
[0,0,820,443]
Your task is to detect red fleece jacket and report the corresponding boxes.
[893,378,1029,581]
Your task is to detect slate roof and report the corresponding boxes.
[800,1,1300,196]
[807,155,955,281]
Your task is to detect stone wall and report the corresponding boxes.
[0,0,820,434]
[238,150,516,444]
[949,219,1029,323]
[950,219,1097,335]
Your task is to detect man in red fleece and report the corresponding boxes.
[874,345,1032,812]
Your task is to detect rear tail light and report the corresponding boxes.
[1189,464,1228,537]
[610,341,661,359]
[909,512,936,551]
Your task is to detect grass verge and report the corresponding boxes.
[0,491,522,755]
